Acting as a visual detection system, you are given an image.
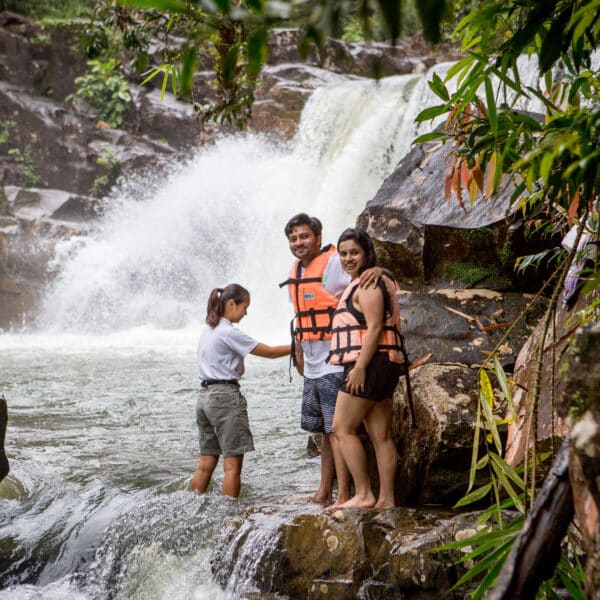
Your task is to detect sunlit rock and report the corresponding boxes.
[358,138,557,292]
[212,505,479,598]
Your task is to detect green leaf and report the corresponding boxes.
[247,28,268,78]
[222,45,239,87]
[412,131,447,144]
[493,357,517,423]
[468,388,483,492]
[454,483,492,508]
[429,72,449,101]
[415,104,448,123]
[117,0,186,11]
[485,78,497,133]
[180,48,197,97]
[489,454,525,513]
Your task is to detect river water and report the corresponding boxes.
[0,59,542,598]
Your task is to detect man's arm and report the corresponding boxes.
[295,342,304,376]
[358,267,382,289]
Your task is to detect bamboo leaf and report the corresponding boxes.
[413,131,447,144]
[429,72,450,101]
[484,78,497,132]
[480,372,502,454]
[480,369,494,410]
[160,69,169,99]
[415,104,449,123]
[247,28,268,78]
[180,48,198,96]
[453,537,514,590]
[493,357,517,422]
[484,152,498,198]
[454,483,492,508]
[468,388,483,492]
[489,454,525,513]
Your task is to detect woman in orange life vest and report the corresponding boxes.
[329,228,406,510]
[193,284,290,498]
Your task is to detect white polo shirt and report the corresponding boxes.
[197,318,259,381]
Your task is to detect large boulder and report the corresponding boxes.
[250,64,357,139]
[400,288,547,369]
[561,324,600,598]
[212,505,479,599]
[0,81,178,195]
[0,186,97,329]
[358,138,557,291]
[0,12,87,100]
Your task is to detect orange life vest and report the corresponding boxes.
[328,275,406,365]
[279,245,340,341]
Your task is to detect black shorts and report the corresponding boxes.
[340,352,405,403]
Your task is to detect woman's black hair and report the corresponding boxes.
[205,283,250,328]
[337,228,377,273]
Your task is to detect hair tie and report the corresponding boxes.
[217,288,224,296]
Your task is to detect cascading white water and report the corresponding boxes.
[38,72,432,343]
[36,55,553,348]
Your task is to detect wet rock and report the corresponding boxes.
[559,323,600,597]
[0,214,84,329]
[250,64,354,139]
[0,13,86,100]
[399,288,547,368]
[393,363,494,505]
[358,138,557,291]
[213,505,479,599]
[129,86,202,148]
[266,29,461,78]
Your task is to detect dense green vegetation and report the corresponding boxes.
[0,0,95,20]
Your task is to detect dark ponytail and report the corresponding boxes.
[205,283,250,328]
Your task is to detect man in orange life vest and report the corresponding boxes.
[281,213,379,505]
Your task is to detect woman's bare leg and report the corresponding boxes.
[222,454,244,498]
[191,454,219,492]
[364,397,397,508]
[328,432,352,508]
[332,391,376,509]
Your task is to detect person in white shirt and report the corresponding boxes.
[193,283,290,498]
[282,214,379,506]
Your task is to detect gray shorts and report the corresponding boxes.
[301,372,344,434]
[196,384,255,457]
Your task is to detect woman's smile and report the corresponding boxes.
[338,239,366,277]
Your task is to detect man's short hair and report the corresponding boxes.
[284,213,323,238]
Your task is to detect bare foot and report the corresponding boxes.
[324,494,352,512]
[374,499,396,509]
[335,493,377,510]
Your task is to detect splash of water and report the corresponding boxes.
[39,74,425,339]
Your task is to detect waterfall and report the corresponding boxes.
[38,72,426,341]
[37,56,547,343]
